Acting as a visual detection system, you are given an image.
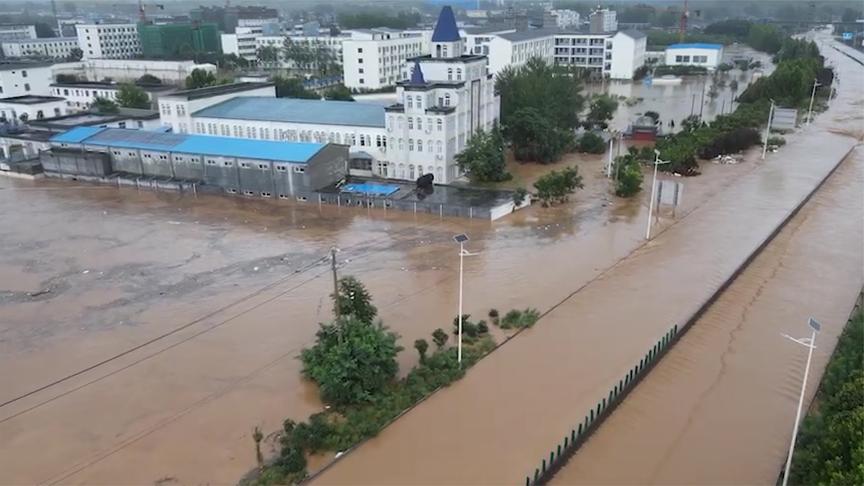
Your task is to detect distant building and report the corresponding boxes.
[138,22,221,58]
[665,43,724,69]
[0,25,37,43]
[190,5,279,34]
[76,23,141,60]
[545,9,580,29]
[0,95,67,121]
[52,58,217,86]
[1,37,79,59]
[49,81,175,112]
[554,33,613,76]
[221,26,264,63]
[608,30,647,80]
[0,61,53,97]
[485,29,556,76]
[342,29,426,90]
[589,8,618,33]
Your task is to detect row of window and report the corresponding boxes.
[192,121,387,148]
[674,55,709,63]
[110,150,307,173]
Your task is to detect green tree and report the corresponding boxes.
[92,97,119,114]
[136,74,161,85]
[577,132,606,154]
[432,328,448,348]
[273,76,319,99]
[300,315,401,406]
[586,95,619,128]
[512,187,528,206]
[533,166,583,206]
[613,154,644,198]
[414,339,429,363]
[116,83,150,109]
[333,276,377,324]
[66,47,83,62]
[185,68,222,89]
[455,125,510,182]
[323,85,355,101]
[252,426,264,468]
[257,45,280,71]
[508,107,574,163]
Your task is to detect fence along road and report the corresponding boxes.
[311,36,863,485]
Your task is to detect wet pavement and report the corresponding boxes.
[311,34,863,485]
[550,146,863,485]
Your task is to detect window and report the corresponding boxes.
[293,166,305,173]
[417,117,422,130]
[416,96,422,108]
[437,119,443,131]
[241,162,250,168]
[427,139,433,153]
[693,55,708,63]
[359,78,364,84]
[21,70,27,78]
[408,139,414,151]
[408,117,413,129]
[358,58,363,64]
[258,164,268,170]
[357,48,363,53]
[24,83,30,91]
[276,165,287,172]
[436,140,443,153]
[407,97,413,108]
[417,139,423,151]
[456,68,462,80]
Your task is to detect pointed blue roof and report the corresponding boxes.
[409,61,426,84]
[431,6,460,42]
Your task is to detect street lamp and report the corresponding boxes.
[780,317,821,486]
[806,79,821,125]
[761,99,776,160]
[453,233,479,366]
[646,149,671,240]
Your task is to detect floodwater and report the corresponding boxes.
[312,33,862,485]
[550,146,864,485]
[0,118,763,482]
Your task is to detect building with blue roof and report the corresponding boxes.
[665,43,725,70]
[45,127,348,199]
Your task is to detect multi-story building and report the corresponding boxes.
[342,29,426,90]
[49,81,175,111]
[0,95,67,122]
[589,8,618,33]
[76,23,141,60]
[385,5,499,182]
[0,61,53,97]
[220,26,263,63]
[665,43,724,70]
[0,25,37,43]
[553,30,646,80]
[485,30,556,76]
[544,9,580,29]
[138,22,221,58]
[1,37,79,59]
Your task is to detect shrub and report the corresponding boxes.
[512,187,528,206]
[767,136,786,146]
[477,321,489,335]
[432,328,448,348]
[534,167,583,206]
[615,156,644,198]
[697,127,762,159]
[414,339,429,362]
[499,308,541,329]
[578,132,607,154]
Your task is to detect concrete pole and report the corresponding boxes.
[646,154,660,240]
[782,328,817,486]
[457,241,464,366]
[806,78,819,125]
[330,247,339,319]
[762,100,775,160]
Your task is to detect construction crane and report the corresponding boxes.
[678,0,689,42]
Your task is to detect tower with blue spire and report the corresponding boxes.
[431,6,463,59]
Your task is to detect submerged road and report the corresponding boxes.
[313,34,863,485]
[550,145,863,485]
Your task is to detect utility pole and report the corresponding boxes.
[806,78,820,125]
[781,317,821,486]
[330,247,340,319]
[762,99,775,160]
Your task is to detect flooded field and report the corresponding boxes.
[0,124,764,482]
[550,146,863,485]
[312,34,862,485]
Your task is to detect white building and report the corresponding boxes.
[76,23,141,60]
[51,59,217,86]
[589,8,618,33]
[0,25,37,43]
[553,32,612,76]
[0,62,53,97]
[549,10,581,29]
[485,30,556,76]
[2,37,79,59]
[49,81,174,112]
[221,26,263,63]
[664,43,725,70]
[257,33,349,70]
[342,29,426,90]
[0,95,67,122]
[607,30,647,80]
[158,82,276,134]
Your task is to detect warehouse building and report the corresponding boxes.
[46,126,348,199]
[664,43,724,70]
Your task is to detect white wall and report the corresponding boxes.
[0,25,37,43]
[0,99,67,121]
[51,59,216,85]
[2,38,78,59]
[76,24,141,60]
[608,33,646,80]
[487,34,555,76]
[343,34,426,90]
[159,85,276,133]
[0,65,53,97]
[665,47,724,69]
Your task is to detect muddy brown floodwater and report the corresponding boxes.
[0,111,766,483]
[312,33,863,485]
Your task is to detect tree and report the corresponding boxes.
[613,154,644,197]
[508,107,574,163]
[300,315,401,406]
[432,328,448,348]
[116,83,150,109]
[92,97,119,114]
[55,73,79,83]
[533,167,583,206]
[257,45,280,71]
[337,11,421,30]
[333,276,377,324]
[512,187,528,206]
[272,76,319,99]
[414,339,429,363]
[586,95,618,128]
[66,47,83,62]
[577,132,606,154]
[252,426,264,468]
[323,85,355,101]
[136,74,161,86]
[455,125,510,182]
[185,68,221,89]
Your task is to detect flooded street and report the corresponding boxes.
[312,33,863,485]
[550,146,863,485]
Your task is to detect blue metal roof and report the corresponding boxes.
[431,6,461,42]
[193,97,386,128]
[667,43,724,50]
[50,127,326,163]
[49,126,105,143]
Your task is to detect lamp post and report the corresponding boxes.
[806,79,821,125]
[452,234,478,366]
[646,150,671,240]
[761,99,775,160]
[780,317,821,486]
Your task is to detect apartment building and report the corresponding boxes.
[589,8,618,33]
[0,62,53,97]
[76,23,141,60]
[342,28,426,90]
[0,25,37,43]
[220,25,263,63]
[485,29,556,76]
[2,37,79,59]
